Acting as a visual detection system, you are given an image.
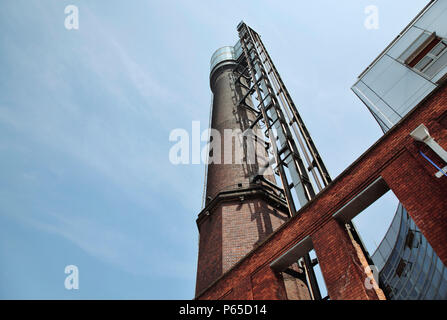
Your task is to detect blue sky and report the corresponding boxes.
[0,0,428,299]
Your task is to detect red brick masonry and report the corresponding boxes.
[196,83,447,300]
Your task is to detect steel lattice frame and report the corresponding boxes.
[234,21,373,300]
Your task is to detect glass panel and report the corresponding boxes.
[388,26,424,59]
[414,56,434,72]
[430,41,447,57]
[362,55,403,96]
[438,280,447,299]
[389,249,400,270]
[413,262,422,277]
[377,64,436,129]
[380,237,393,259]
[352,81,401,130]
[382,262,392,279]
[409,288,418,300]
[417,271,426,292]
[210,46,236,72]
[424,50,447,78]
[423,252,431,274]
[390,274,401,289]
[432,271,441,288]
[421,250,436,298]
[405,279,413,294]
[399,289,407,299]
[414,0,447,36]
[372,251,386,271]
[433,65,447,83]
[234,40,243,59]
[436,257,445,273]
[426,284,436,299]
[398,32,430,62]
[395,231,404,252]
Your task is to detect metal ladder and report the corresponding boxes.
[235,21,374,300]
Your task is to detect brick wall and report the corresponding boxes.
[195,196,290,295]
[313,220,385,300]
[196,82,447,300]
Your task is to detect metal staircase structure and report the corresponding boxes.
[233,21,373,300]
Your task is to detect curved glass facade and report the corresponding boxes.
[352,0,447,132]
[372,204,447,300]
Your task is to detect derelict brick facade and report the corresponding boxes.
[195,82,447,300]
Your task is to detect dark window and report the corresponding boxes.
[405,230,415,249]
[396,259,413,278]
[400,32,447,80]
[396,259,407,278]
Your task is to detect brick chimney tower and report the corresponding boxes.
[195,46,311,299]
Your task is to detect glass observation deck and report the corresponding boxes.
[352,0,447,132]
[209,41,244,79]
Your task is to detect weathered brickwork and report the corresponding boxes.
[196,61,304,296]
[221,199,289,273]
[205,66,275,200]
[196,83,447,300]
[312,220,385,300]
[195,194,292,295]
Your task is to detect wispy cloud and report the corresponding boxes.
[0,4,201,210]
[0,2,200,290]
[4,208,194,279]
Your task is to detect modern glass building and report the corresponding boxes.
[352,0,447,133]
[371,204,447,299]
[352,0,447,300]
